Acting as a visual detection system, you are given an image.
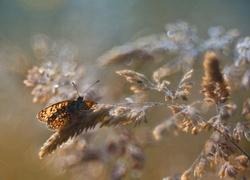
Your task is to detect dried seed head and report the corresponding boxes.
[191,127,198,135]
[153,118,180,140]
[242,98,250,120]
[204,140,216,156]
[219,103,237,120]
[181,169,192,180]
[116,69,154,93]
[201,52,230,104]
[218,162,238,179]
[194,158,207,177]
[235,155,249,169]
[111,163,127,180]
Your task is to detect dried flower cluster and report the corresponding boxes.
[24,22,250,179]
[117,69,194,102]
[201,52,230,105]
[24,35,88,105]
[223,36,250,89]
[45,127,145,179]
[24,60,84,104]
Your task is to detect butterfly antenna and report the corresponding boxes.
[72,82,81,97]
[72,80,100,97]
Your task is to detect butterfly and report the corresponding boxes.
[37,81,99,131]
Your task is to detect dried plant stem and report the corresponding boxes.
[183,153,205,176]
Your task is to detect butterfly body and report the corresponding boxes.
[37,96,97,131]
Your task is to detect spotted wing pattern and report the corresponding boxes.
[37,101,71,123]
[37,98,97,131]
[37,100,72,130]
[82,100,97,110]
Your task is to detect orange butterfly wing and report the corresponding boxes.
[37,98,97,131]
[37,100,72,130]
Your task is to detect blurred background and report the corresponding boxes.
[1,0,250,179]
